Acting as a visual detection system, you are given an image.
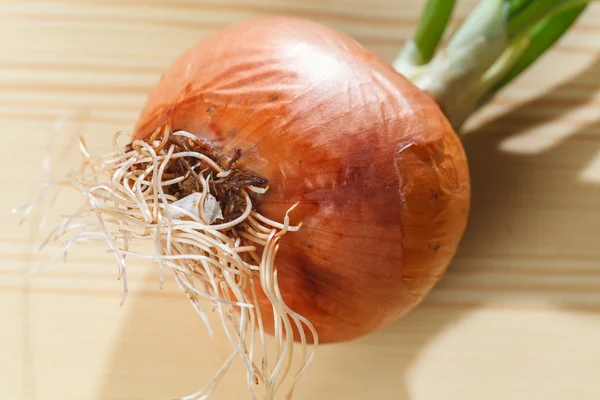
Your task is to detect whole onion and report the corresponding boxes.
[134,17,470,344]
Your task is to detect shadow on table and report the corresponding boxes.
[99,57,600,399]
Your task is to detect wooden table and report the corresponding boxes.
[2,1,600,399]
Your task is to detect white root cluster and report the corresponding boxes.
[14,125,317,399]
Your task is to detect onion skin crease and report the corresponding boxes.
[134,17,471,344]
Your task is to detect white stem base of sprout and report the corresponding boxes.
[14,126,317,400]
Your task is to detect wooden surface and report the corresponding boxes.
[2,1,600,399]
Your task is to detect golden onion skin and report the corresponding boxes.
[134,17,470,343]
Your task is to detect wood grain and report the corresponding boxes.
[1,1,600,399]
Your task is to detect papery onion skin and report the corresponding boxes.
[134,17,470,344]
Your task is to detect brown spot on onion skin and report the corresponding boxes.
[133,17,470,343]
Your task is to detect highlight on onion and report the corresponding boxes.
[15,1,593,398]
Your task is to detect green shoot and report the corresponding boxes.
[412,0,456,65]
[493,3,587,93]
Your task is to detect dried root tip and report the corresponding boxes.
[18,125,318,400]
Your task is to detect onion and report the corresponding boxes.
[134,17,470,344]
[17,1,591,398]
